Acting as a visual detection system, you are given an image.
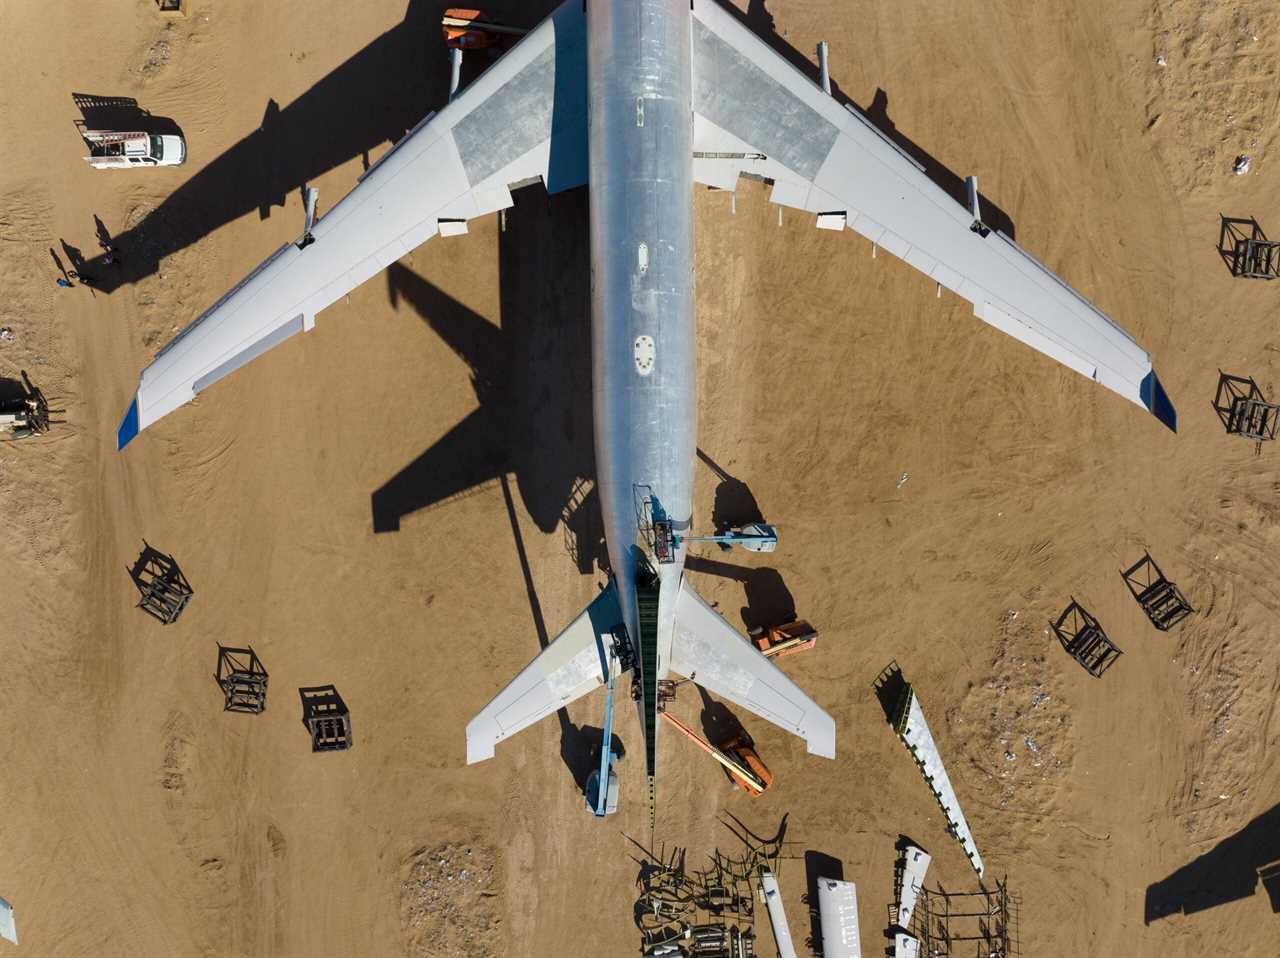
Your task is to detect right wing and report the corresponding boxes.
[466,583,624,765]
[117,0,586,448]
[670,577,835,759]
[688,0,1175,430]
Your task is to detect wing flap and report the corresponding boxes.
[669,578,835,759]
[466,583,623,765]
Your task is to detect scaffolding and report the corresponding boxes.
[902,878,1020,958]
[1219,217,1280,279]
[1050,599,1121,677]
[299,685,353,752]
[129,543,193,624]
[215,646,269,713]
[1121,553,1194,631]
[631,817,790,956]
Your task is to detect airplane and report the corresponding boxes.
[116,0,1176,823]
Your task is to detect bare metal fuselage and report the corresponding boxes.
[587,0,694,769]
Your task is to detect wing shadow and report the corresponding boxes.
[74,0,562,293]
[372,185,597,563]
[1145,803,1280,923]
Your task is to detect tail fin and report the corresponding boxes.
[669,578,835,758]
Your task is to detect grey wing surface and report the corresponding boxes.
[117,1,586,448]
[670,578,835,759]
[466,583,624,765]
[689,0,1174,430]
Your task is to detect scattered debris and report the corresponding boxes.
[0,328,12,342]
[400,843,499,958]
[896,471,909,489]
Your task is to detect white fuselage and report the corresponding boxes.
[587,0,695,777]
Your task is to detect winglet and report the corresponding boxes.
[116,398,141,450]
[1140,370,1177,433]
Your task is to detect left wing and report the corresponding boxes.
[466,582,623,765]
[688,0,1174,430]
[117,0,586,448]
[670,577,835,759]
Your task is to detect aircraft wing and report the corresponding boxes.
[466,582,624,765]
[116,1,587,449]
[670,578,835,759]
[688,1,1175,430]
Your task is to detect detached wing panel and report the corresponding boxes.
[466,583,623,765]
[670,579,835,759]
[689,1,1174,430]
[117,0,587,448]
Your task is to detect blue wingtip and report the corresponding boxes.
[116,398,140,451]
[1140,370,1177,433]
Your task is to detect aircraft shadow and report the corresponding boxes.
[373,183,599,567]
[1144,803,1280,922]
[73,0,561,293]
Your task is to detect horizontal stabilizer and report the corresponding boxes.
[670,578,835,759]
[466,582,622,764]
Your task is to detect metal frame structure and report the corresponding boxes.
[129,543,193,624]
[1213,371,1279,442]
[902,878,1020,958]
[215,645,269,713]
[1121,553,1194,631]
[299,685,353,752]
[1051,599,1121,677]
[1218,216,1280,279]
[632,818,791,956]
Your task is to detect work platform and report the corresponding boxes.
[129,543,193,624]
[299,685,353,752]
[215,646,269,713]
[1051,599,1121,677]
[1219,216,1280,279]
[1122,553,1194,631]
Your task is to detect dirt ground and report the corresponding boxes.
[1,0,1278,955]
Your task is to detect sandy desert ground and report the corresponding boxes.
[0,0,1279,955]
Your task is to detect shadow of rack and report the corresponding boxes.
[1051,599,1121,677]
[1218,216,1280,279]
[128,542,193,624]
[1121,553,1194,631]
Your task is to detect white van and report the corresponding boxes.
[82,130,186,168]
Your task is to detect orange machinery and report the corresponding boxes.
[442,9,527,50]
[660,711,772,797]
[750,619,818,659]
